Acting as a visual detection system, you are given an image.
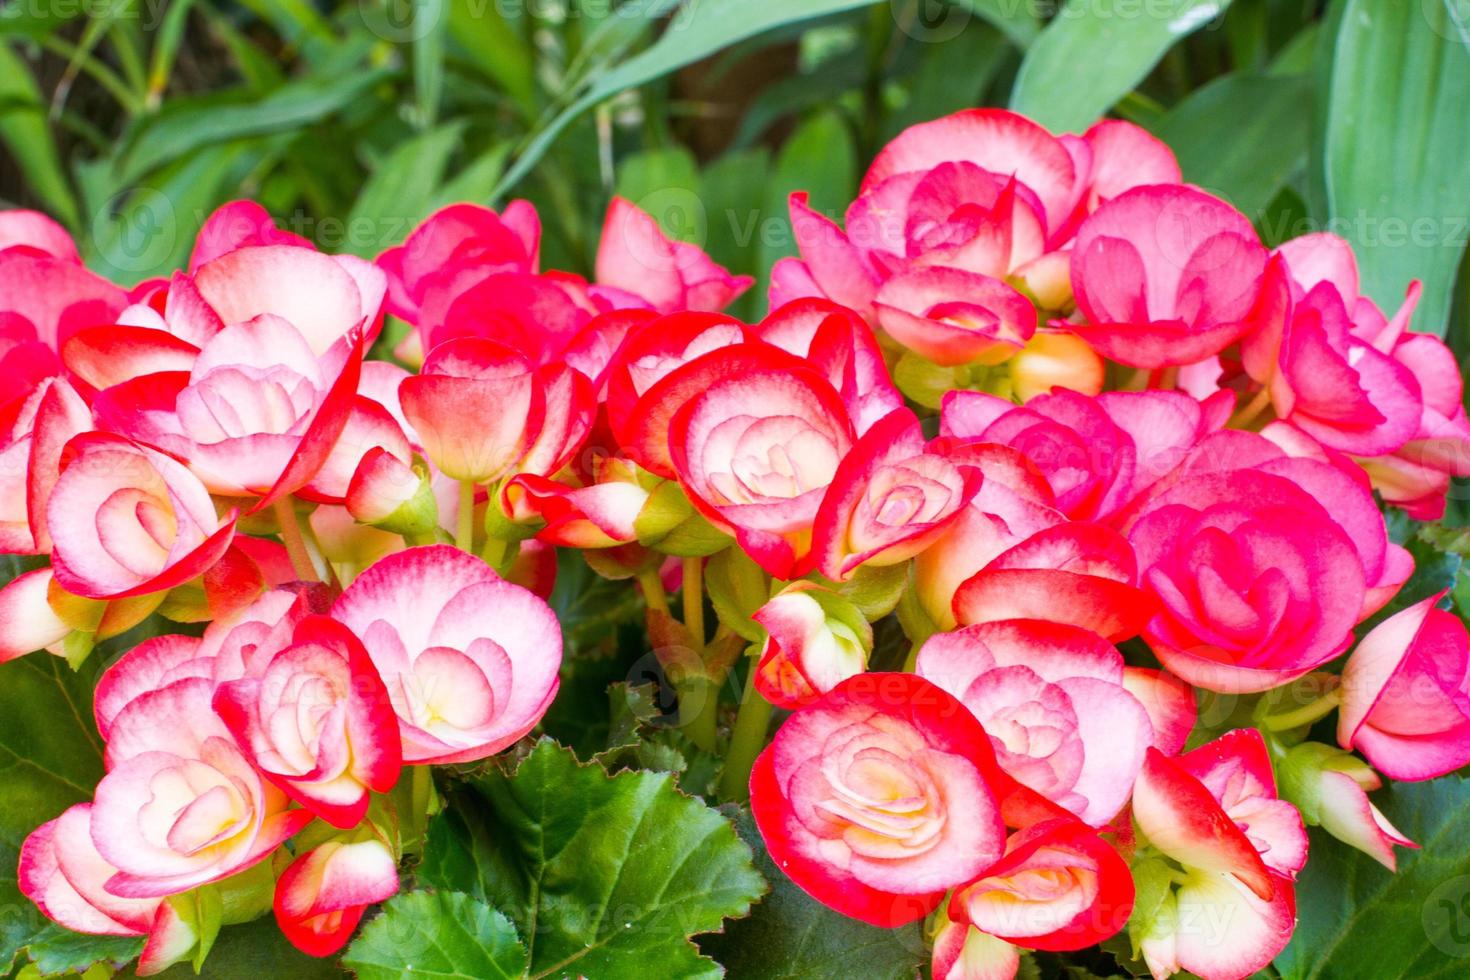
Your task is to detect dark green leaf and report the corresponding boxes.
[419,740,764,979]
[1275,775,1470,979]
[0,654,107,972]
[125,914,349,978]
[1010,0,1238,133]
[0,44,79,227]
[343,891,527,980]
[1323,0,1470,336]
[700,808,927,979]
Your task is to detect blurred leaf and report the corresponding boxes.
[1153,72,1312,220]
[346,120,467,256]
[1323,0,1470,336]
[343,892,527,980]
[1274,775,1470,979]
[954,0,1041,47]
[413,0,447,125]
[700,808,927,979]
[433,141,513,207]
[446,1,536,111]
[1010,0,1238,133]
[613,146,702,223]
[115,69,390,185]
[493,0,883,199]
[82,139,278,284]
[882,18,1011,142]
[759,108,857,278]
[729,55,865,150]
[418,740,765,979]
[699,147,774,320]
[0,43,79,226]
[234,0,336,51]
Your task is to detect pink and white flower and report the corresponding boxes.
[331,545,562,764]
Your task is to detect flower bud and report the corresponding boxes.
[274,839,399,957]
[751,583,871,709]
[1007,330,1104,402]
[345,448,439,538]
[1278,742,1415,870]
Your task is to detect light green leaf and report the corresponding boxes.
[492,0,882,199]
[1323,0,1470,336]
[1153,72,1313,220]
[413,0,447,126]
[700,808,927,978]
[1010,0,1238,133]
[343,892,527,980]
[419,739,765,979]
[19,927,140,978]
[1275,775,1470,979]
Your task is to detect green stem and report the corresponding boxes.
[273,497,319,582]
[682,556,705,649]
[719,667,774,802]
[1262,689,1342,732]
[1230,387,1274,429]
[456,480,477,552]
[682,677,720,754]
[637,568,670,616]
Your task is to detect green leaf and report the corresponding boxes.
[1323,0,1470,336]
[492,0,882,199]
[114,69,391,185]
[0,655,107,971]
[413,0,447,126]
[346,120,468,257]
[20,927,141,978]
[1010,0,1238,133]
[343,892,527,980]
[124,914,349,978]
[1153,72,1313,220]
[0,43,79,227]
[1274,775,1470,979]
[700,808,927,978]
[446,1,536,113]
[953,0,1041,48]
[419,740,765,979]
[758,108,857,277]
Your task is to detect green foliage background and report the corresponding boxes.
[5,2,1470,978]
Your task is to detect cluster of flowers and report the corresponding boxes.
[2,106,1469,979]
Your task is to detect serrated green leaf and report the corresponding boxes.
[700,808,926,978]
[20,927,141,978]
[1274,775,1470,979]
[1010,0,1238,133]
[343,891,527,980]
[1324,0,1470,336]
[419,740,764,979]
